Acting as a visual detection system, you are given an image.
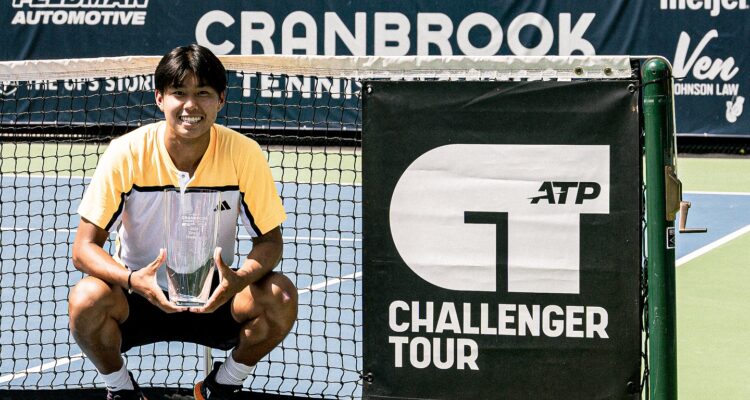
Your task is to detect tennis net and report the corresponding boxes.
[0,55,641,399]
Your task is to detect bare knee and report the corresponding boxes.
[238,272,297,336]
[68,277,126,333]
[69,276,114,315]
[264,272,298,331]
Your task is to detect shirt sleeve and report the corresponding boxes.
[77,139,132,231]
[236,139,286,237]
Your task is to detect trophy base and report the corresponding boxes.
[173,301,206,307]
[172,299,206,307]
[166,262,215,308]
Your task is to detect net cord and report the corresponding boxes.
[0,55,633,82]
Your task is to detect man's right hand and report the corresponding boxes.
[129,249,185,313]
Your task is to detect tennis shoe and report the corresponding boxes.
[106,371,147,400]
[194,361,245,400]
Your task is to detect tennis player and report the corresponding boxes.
[68,44,297,400]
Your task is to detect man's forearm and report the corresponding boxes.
[235,228,283,286]
[72,242,130,289]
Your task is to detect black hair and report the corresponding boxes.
[154,44,227,94]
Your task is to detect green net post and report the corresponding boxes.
[642,57,678,400]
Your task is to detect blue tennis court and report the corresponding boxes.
[2,177,749,398]
[675,192,750,262]
[0,174,362,398]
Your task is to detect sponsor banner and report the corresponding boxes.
[0,73,360,131]
[1,0,747,136]
[0,72,361,132]
[362,80,641,399]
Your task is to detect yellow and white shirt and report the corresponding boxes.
[78,121,286,289]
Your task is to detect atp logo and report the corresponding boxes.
[529,181,602,204]
[389,144,609,294]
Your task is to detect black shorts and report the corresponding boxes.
[120,272,242,352]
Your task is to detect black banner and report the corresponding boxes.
[363,80,641,399]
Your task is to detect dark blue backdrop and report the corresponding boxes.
[2,0,748,137]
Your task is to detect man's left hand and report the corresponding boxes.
[189,247,246,313]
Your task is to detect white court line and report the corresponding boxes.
[0,269,361,382]
[273,235,361,243]
[683,190,750,196]
[0,173,362,186]
[0,227,76,233]
[0,353,85,384]
[676,223,750,267]
[0,227,361,243]
[298,271,362,295]
[0,174,90,181]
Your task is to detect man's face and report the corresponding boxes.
[155,73,225,140]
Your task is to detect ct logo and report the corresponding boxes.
[389,144,609,294]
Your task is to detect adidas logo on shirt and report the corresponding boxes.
[215,201,231,211]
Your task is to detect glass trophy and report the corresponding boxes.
[163,188,221,307]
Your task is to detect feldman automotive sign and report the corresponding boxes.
[10,0,148,25]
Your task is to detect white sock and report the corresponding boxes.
[215,355,255,386]
[101,362,134,391]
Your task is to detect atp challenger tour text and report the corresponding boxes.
[387,301,609,370]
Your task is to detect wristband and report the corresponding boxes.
[127,270,134,294]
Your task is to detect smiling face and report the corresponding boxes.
[155,73,225,142]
